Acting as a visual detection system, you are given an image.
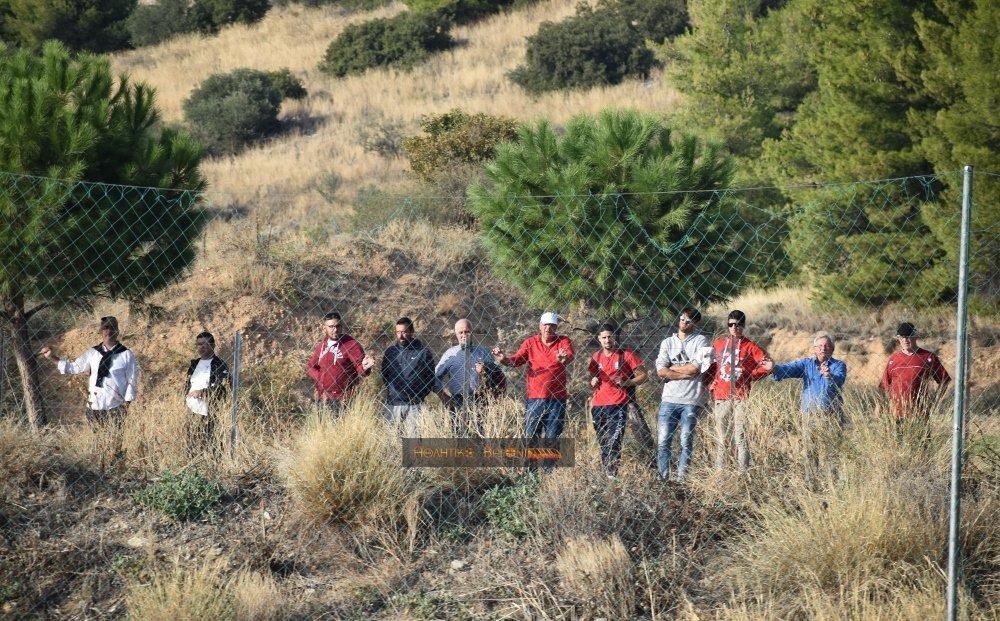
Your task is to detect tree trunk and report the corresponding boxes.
[3,296,47,432]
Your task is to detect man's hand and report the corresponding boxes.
[475,361,485,375]
[761,358,774,373]
[590,376,600,388]
[556,348,569,365]
[491,347,506,364]
[362,355,375,371]
[819,361,831,379]
[188,389,204,398]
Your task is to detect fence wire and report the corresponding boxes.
[1,168,999,619]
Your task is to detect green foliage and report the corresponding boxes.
[319,11,455,78]
[402,0,540,25]
[509,0,687,95]
[133,471,222,521]
[0,0,135,52]
[127,0,191,47]
[403,109,519,183]
[183,68,284,155]
[481,474,540,538]
[266,69,307,100]
[655,0,816,166]
[469,109,761,319]
[187,0,270,35]
[271,0,391,9]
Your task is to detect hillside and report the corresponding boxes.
[2,1,999,620]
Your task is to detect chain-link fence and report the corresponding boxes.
[1,168,999,619]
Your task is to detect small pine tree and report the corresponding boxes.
[469,109,764,320]
[2,0,136,52]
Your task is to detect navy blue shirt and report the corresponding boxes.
[772,357,847,413]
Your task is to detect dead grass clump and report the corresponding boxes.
[279,399,425,529]
[228,568,284,621]
[555,534,634,619]
[373,218,479,268]
[0,420,68,499]
[125,562,235,621]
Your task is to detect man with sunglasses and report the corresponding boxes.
[880,322,950,420]
[709,310,770,471]
[654,308,714,481]
[40,316,138,462]
[307,311,375,416]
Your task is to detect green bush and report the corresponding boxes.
[188,0,271,35]
[481,475,540,538]
[509,0,687,94]
[0,0,135,52]
[403,109,518,183]
[271,0,392,9]
[402,0,541,25]
[134,471,222,522]
[183,68,284,155]
[318,11,455,78]
[267,69,308,100]
[127,0,192,47]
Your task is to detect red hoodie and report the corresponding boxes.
[710,336,769,401]
[307,335,368,400]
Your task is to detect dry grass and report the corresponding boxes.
[278,395,424,530]
[0,419,66,499]
[228,568,285,621]
[125,561,235,621]
[555,534,634,619]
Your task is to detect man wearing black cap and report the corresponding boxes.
[880,322,951,419]
[41,316,138,462]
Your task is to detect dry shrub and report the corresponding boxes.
[279,399,425,530]
[555,534,634,619]
[125,562,234,621]
[0,419,65,499]
[229,569,284,621]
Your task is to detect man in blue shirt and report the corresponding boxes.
[761,332,847,478]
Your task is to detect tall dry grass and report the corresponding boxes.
[125,561,235,621]
[555,534,634,619]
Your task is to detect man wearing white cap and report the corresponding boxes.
[493,312,575,445]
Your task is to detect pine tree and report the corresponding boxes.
[468,109,771,320]
[1,0,136,53]
[0,42,206,431]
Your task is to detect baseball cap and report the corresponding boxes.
[896,322,917,337]
[539,312,560,325]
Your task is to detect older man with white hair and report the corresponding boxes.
[435,318,504,434]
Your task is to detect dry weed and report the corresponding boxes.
[555,534,634,619]
[0,419,65,499]
[373,219,478,268]
[125,561,235,621]
[228,568,284,621]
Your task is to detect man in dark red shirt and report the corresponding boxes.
[493,312,575,446]
[588,323,647,477]
[880,322,951,419]
[306,312,374,416]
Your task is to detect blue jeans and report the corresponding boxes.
[592,404,627,476]
[657,402,700,481]
[525,398,566,440]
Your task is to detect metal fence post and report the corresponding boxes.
[946,165,973,621]
[229,330,242,460]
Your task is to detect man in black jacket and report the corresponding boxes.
[186,331,232,453]
[380,317,436,437]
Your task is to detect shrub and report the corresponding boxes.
[127,0,193,47]
[266,69,307,100]
[355,107,406,158]
[272,0,392,9]
[509,0,687,94]
[481,474,540,537]
[183,68,283,155]
[188,0,271,35]
[0,0,135,52]
[318,11,455,78]
[134,471,222,521]
[403,109,518,183]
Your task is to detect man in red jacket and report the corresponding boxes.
[880,322,951,420]
[710,310,770,471]
[306,312,374,416]
[493,312,575,447]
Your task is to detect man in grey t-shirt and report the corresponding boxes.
[655,307,714,481]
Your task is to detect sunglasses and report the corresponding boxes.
[728,322,744,328]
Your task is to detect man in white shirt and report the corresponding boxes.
[41,316,138,462]
[185,331,231,453]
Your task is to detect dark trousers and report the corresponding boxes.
[592,404,628,476]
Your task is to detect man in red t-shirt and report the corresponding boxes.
[588,323,648,478]
[709,310,770,471]
[306,312,374,416]
[493,312,575,446]
[880,322,951,419]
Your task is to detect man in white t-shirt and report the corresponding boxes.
[185,331,231,453]
[654,307,714,481]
